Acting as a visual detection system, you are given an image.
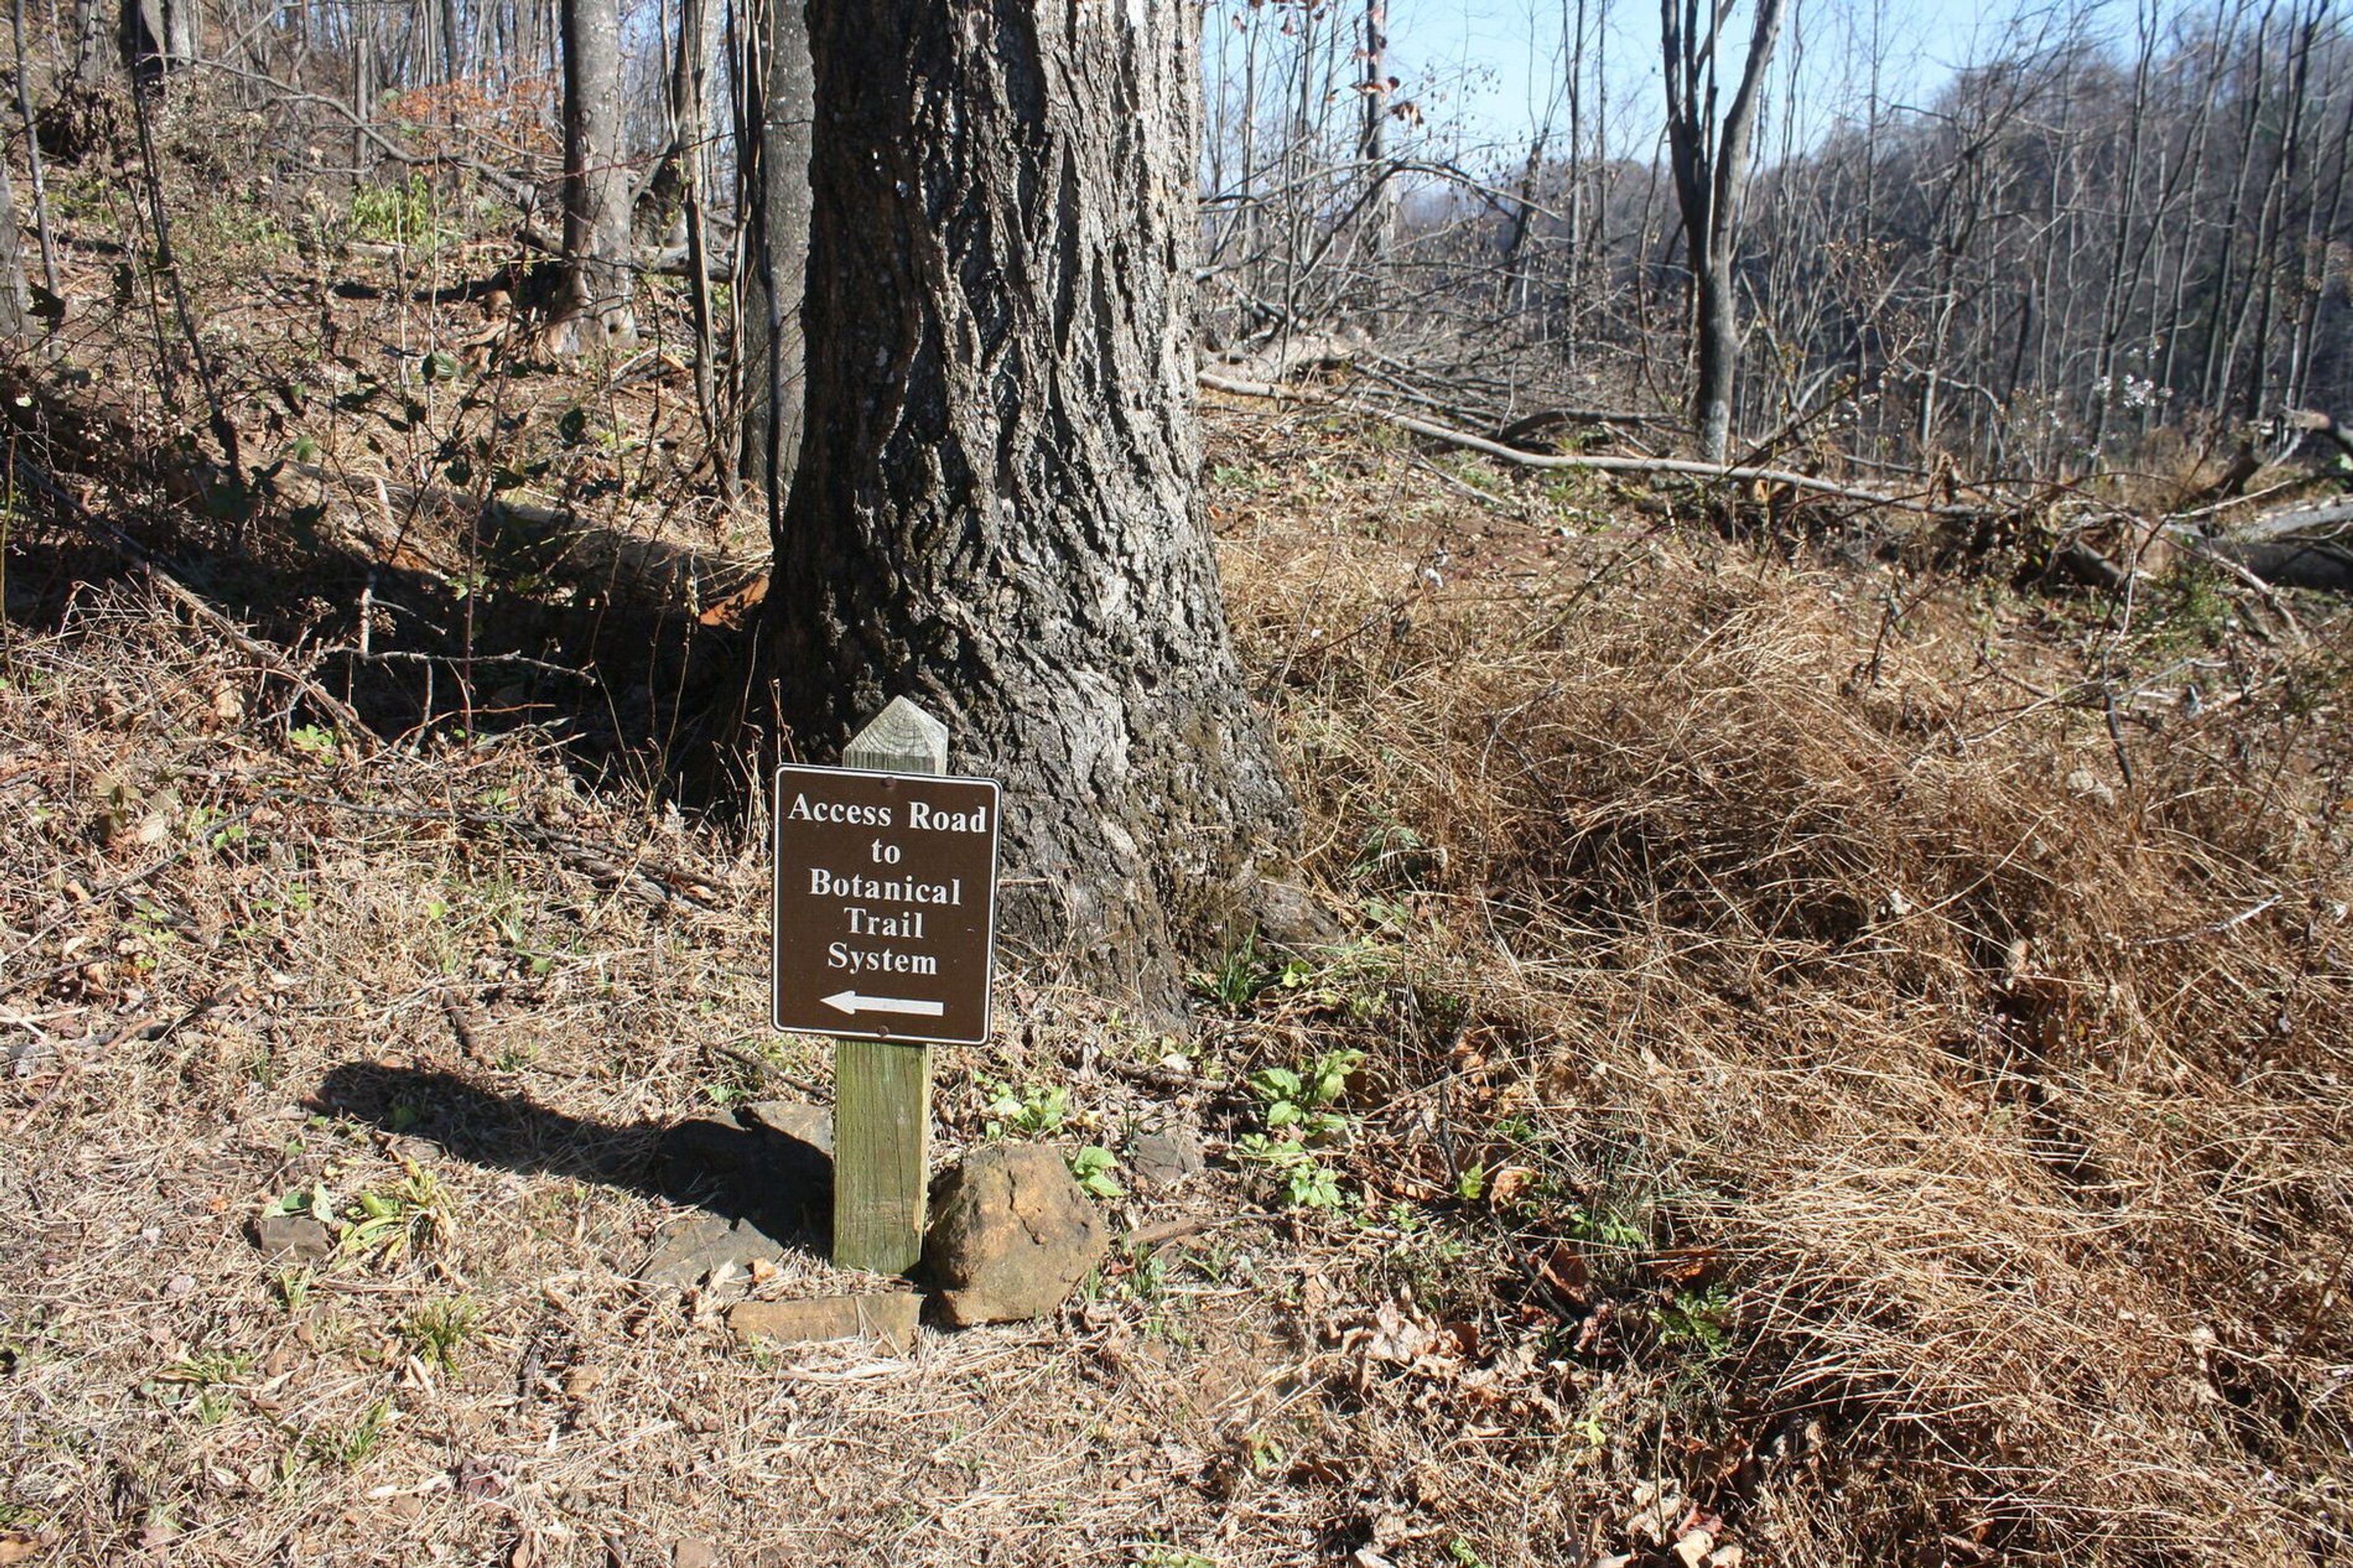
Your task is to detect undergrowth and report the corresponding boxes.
[1211,411,2353,1564]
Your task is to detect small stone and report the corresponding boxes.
[740,1100,833,1153]
[1252,877,1339,945]
[1129,1126,1205,1191]
[2064,768,2116,806]
[923,1145,1108,1327]
[641,1211,791,1290]
[726,1292,921,1352]
[251,1212,334,1262]
[672,1542,718,1568]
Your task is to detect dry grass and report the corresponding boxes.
[1213,402,2353,1564]
[0,572,1324,1567]
[5,154,2353,1562]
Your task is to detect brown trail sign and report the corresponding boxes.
[772,697,1000,1274]
[770,765,999,1046]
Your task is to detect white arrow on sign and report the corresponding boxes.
[820,990,947,1018]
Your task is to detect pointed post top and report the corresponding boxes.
[843,695,949,776]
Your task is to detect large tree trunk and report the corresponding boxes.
[69,0,109,85]
[555,0,637,354]
[0,155,28,345]
[119,0,198,86]
[735,0,810,496]
[773,0,1298,990]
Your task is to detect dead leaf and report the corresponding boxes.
[697,574,768,629]
[1645,1247,1721,1286]
[1486,1165,1536,1205]
[1366,1298,1435,1364]
[1534,1241,1590,1304]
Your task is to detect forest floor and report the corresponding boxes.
[4,132,2353,1568]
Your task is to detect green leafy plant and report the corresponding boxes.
[306,1396,394,1468]
[1196,927,1306,1008]
[1349,820,1442,890]
[983,1079,1069,1138]
[348,172,449,248]
[1564,1202,1649,1252]
[1248,1047,1362,1138]
[272,1268,313,1314]
[338,1161,454,1263]
[399,1297,479,1373]
[1067,1145,1124,1200]
[1235,1047,1363,1209]
[1655,1282,1735,1354]
[1235,1134,1346,1208]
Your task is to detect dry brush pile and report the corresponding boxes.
[1211,406,2353,1565]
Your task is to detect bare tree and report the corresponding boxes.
[121,0,200,88]
[69,0,110,85]
[735,0,811,496]
[554,0,637,353]
[1661,0,1789,460]
[0,156,27,345]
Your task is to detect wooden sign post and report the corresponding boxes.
[771,697,999,1274]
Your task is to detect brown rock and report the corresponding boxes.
[1129,1125,1205,1190]
[922,1145,1108,1327]
[726,1292,920,1352]
[250,1211,334,1262]
[642,1210,794,1291]
[672,1541,718,1568]
[740,1100,833,1152]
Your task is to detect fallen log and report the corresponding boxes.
[1198,370,1989,518]
[2207,537,2353,594]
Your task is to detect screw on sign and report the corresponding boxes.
[770,763,1000,1046]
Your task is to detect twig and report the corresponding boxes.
[2134,894,2284,947]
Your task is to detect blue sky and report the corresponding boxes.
[1373,0,2047,166]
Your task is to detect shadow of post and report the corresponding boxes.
[310,1062,834,1257]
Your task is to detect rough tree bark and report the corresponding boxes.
[119,0,198,86]
[1661,0,1787,461]
[0,155,28,344]
[555,0,637,354]
[69,0,109,85]
[772,0,1299,990]
[735,0,810,495]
